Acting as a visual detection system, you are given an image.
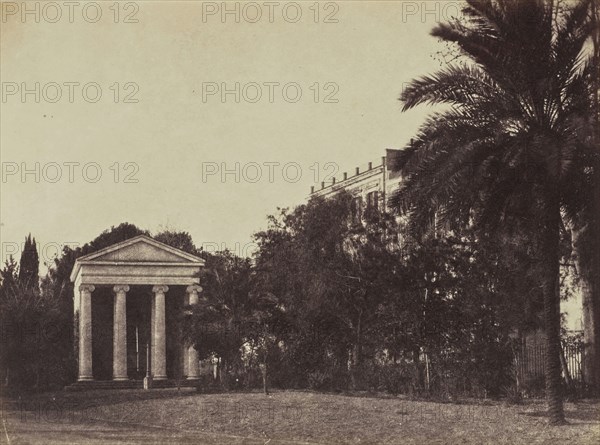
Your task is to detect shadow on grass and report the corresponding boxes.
[1,387,200,414]
[302,388,503,407]
[1,387,293,415]
[518,403,600,422]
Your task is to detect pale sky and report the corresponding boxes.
[0,1,582,328]
[1,0,449,259]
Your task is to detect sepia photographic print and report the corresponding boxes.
[1,0,600,443]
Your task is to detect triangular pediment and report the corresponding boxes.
[77,235,203,264]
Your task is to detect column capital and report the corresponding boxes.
[79,284,95,293]
[186,284,203,294]
[152,285,169,294]
[113,285,130,293]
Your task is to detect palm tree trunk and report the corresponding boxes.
[541,189,566,425]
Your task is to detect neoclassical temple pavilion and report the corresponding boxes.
[69,235,205,388]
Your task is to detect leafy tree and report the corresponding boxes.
[375,221,541,398]
[18,234,39,289]
[183,250,254,388]
[154,230,198,255]
[0,257,19,386]
[243,292,288,394]
[251,209,314,388]
[0,256,18,294]
[253,193,406,389]
[1,241,74,390]
[390,0,595,423]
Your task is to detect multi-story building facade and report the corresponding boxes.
[309,149,403,220]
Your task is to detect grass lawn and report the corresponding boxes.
[1,389,599,444]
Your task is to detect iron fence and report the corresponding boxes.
[514,335,585,387]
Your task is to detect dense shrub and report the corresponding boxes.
[378,364,414,395]
[521,375,546,398]
[308,368,349,391]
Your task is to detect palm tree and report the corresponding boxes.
[390,0,595,424]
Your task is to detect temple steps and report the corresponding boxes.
[64,379,199,391]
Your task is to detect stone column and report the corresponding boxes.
[152,285,168,380]
[113,285,129,381]
[182,292,189,378]
[150,290,155,377]
[185,285,203,379]
[78,284,95,381]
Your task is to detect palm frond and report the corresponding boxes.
[400,64,502,111]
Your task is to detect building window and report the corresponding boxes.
[367,191,379,211]
[351,196,363,224]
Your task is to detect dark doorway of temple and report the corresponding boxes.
[166,285,185,380]
[126,286,151,380]
[91,286,113,380]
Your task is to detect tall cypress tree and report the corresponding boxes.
[18,234,39,289]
